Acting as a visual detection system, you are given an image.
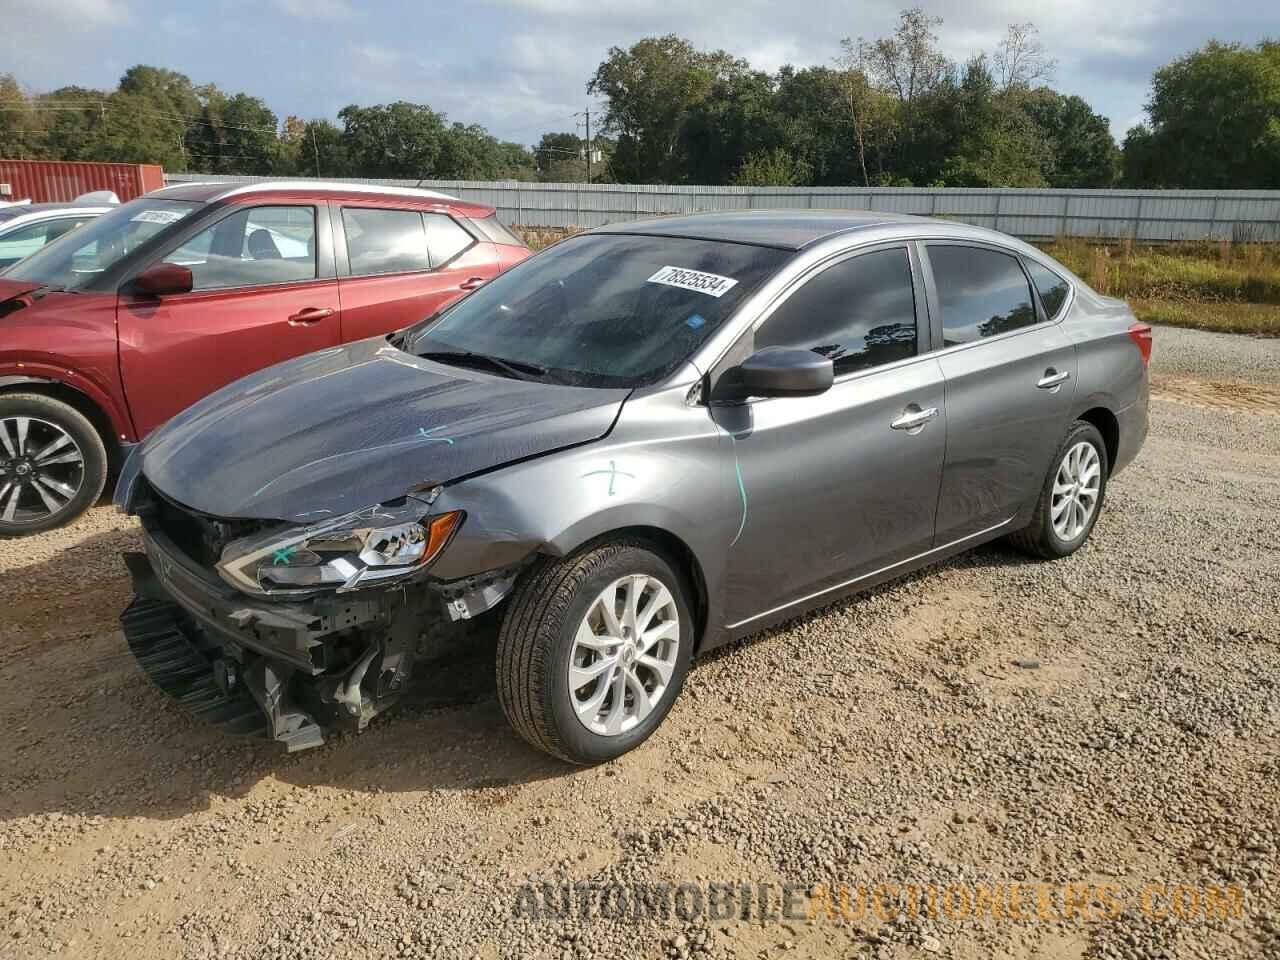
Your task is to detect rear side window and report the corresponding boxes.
[343,208,431,276]
[755,248,917,375]
[469,214,522,246]
[1026,261,1070,319]
[424,214,474,266]
[928,245,1038,346]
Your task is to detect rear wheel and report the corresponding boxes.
[496,540,694,764]
[1008,420,1109,560]
[0,393,107,537]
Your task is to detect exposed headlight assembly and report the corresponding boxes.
[217,499,463,596]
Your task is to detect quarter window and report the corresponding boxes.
[342,208,432,276]
[425,214,474,266]
[928,245,1038,346]
[167,205,316,291]
[1026,261,1070,319]
[755,248,918,375]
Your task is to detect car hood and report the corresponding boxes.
[137,338,630,522]
[0,278,54,316]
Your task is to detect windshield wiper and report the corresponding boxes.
[418,350,552,383]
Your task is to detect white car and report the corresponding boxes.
[0,194,118,270]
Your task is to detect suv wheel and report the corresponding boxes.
[496,540,694,764]
[1008,420,1109,560]
[0,393,108,537]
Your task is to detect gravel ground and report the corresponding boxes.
[0,324,1276,960]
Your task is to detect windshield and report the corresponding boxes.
[2,198,200,290]
[407,234,790,388]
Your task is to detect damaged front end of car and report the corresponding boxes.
[118,477,523,752]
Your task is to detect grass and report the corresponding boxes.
[1039,237,1280,337]
[1130,300,1280,337]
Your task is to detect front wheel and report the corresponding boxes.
[0,393,108,537]
[496,540,694,764]
[1008,420,1109,560]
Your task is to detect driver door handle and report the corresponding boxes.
[891,406,939,431]
[459,276,487,291]
[1037,369,1071,390]
[287,307,334,326]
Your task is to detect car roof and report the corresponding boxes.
[149,180,495,217]
[590,209,1016,251]
[0,202,112,223]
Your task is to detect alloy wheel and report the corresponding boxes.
[0,416,86,526]
[568,574,681,737]
[1050,441,1101,542]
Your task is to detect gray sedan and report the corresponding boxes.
[116,211,1150,763]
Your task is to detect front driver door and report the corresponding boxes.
[713,244,948,630]
[118,203,342,436]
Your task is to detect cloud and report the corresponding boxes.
[272,0,352,20]
[4,0,128,26]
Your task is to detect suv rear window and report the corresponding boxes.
[469,214,523,247]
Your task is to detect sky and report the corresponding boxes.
[2,0,1275,148]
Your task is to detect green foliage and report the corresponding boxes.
[733,148,812,186]
[0,64,537,180]
[1122,40,1280,188]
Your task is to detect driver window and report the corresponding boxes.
[755,247,918,375]
[166,205,316,291]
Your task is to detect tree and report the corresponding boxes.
[588,35,746,182]
[1022,90,1117,187]
[860,8,951,111]
[35,86,108,162]
[192,90,279,175]
[733,147,812,186]
[835,40,897,186]
[337,101,449,178]
[939,57,1051,187]
[680,70,782,184]
[0,74,45,159]
[993,23,1056,91]
[1122,40,1280,188]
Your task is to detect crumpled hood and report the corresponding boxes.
[137,338,630,521]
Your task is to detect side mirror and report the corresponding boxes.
[719,347,834,401]
[132,262,193,298]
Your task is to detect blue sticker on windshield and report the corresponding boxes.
[686,314,706,330]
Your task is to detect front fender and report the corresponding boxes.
[426,385,734,638]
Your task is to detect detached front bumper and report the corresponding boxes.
[122,523,440,752]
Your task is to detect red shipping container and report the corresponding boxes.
[0,160,165,204]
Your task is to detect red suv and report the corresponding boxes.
[0,180,529,535]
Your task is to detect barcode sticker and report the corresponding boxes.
[647,265,739,298]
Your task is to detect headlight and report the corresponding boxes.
[217,502,463,596]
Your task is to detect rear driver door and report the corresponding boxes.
[923,242,1078,545]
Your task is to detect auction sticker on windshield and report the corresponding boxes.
[647,265,739,298]
[131,209,185,225]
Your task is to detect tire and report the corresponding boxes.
[0,393,108,537]
[1007,420,1109,560]
[496,539,694,764]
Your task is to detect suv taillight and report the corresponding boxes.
[1127,322,1153,367]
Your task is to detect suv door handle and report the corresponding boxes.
[1037,369,1071,390]
[891,405,939,432]
[287,307,334,326]
[459,276,487,291]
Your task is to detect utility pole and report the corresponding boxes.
[311,127,322,177]
[575,108,592,184]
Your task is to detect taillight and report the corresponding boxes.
[1127,322,1152,367]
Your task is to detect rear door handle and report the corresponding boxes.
[891,405,939,432]
[459,276,487,291]
[287,307,334,326]
[1037,369,1071,390]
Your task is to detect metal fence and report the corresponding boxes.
[164,174,1280,242]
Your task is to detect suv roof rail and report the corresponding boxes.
[209,180,459,203]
